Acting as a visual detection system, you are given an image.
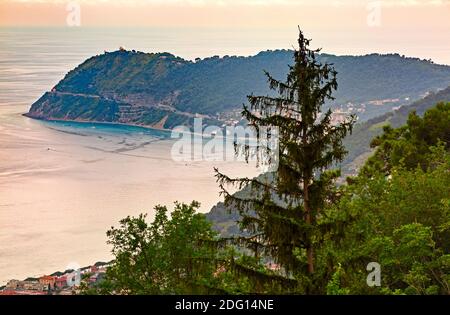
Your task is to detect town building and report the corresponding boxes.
[39,275,56,290]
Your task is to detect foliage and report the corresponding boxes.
[82,201,252,294]
[341,86,450,177]
[319,103,450,294]
[215,29,356,294]
[361,102,450,176]
[29,47,450,129]
[85,96,450,297]
[77,32,450,295]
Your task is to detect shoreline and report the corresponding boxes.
[22,113,251,140]
[0,260,112,285]
[22,113,175,134]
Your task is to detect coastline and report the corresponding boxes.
[22,113,247,140]
[22,113,175,134]
[0,260,113,295]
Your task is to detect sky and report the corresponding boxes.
[0,0,449,63]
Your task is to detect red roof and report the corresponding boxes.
[0,290,46,295]
[40,275,55,281]
[19,291,47,295]
[0,290,18,295]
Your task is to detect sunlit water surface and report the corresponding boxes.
[0,27,263,284]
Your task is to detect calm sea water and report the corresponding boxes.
[0,27,263,284]
[3,26,447,286]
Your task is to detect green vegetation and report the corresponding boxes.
[323,141,449,294]
[80,31,449,295]
[361,102,450,176]
[215,30,356,293]
[81,201,251,294]
[342,86,450,176]
[84,102,449,295]
[28,45,450,129]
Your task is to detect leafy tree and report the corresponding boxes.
[84,201,244,294]
[361,102,450,176]
[321,104,450,294]
[215,29,355,293]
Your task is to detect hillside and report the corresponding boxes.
[342,85,450,176]
[206,87,450,236]
[27,49,450,129]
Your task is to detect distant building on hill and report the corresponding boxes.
[5,279,20,289]
[55,276,67,289]
[39,275,56,290]
[3,279,48,293]
[331,110,351,125]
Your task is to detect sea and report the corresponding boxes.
[0,27,273,284]
[1,26,448,286]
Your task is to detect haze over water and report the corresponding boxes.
[1,24,448,285]
[0,27,263,284]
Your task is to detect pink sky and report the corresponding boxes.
[1,0,449,64]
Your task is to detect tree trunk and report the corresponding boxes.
[304,181,314,274]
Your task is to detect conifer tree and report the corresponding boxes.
[215,28,355,293]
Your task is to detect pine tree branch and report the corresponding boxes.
[230,259,298,292]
